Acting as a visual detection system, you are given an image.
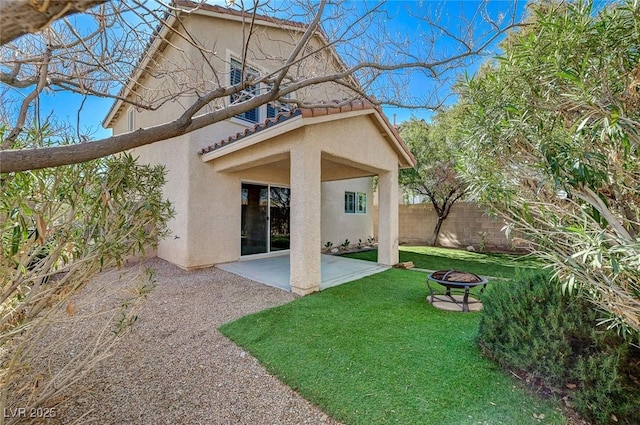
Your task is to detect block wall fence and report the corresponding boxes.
[374,202,519,252]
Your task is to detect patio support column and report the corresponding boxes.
[289,143,322,295]
[377,169,399,265]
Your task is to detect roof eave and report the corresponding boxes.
[200,114,305,162]
[102,14,178,129]
[373,110,417,169]
[201,107,417,170]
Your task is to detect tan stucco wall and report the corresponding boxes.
[317,115,400,175]
[321,178,374,248]
[124,111,398,270]
[128,135,191,266]
[180,13,351,104]
[374,202,515,251]
[111,12,353,132]
[109,14,404,272]
[183,113,398,270]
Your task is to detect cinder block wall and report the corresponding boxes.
[374,202,516,251]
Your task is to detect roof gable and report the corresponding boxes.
[102,1,346,129]
[198,99,416,168]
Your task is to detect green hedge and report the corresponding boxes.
[477,270,640,425]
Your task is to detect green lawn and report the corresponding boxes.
[220,269,567,425]
[343,246,542,278]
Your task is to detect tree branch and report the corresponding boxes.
[3,48,52,149]
[0,0,523,172]
[0,0,107,45]
[0,86,279,172]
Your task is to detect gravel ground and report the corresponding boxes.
[29,258,343,425]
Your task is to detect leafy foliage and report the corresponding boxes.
[399,109,468,245]
[458,0,640,336]
[478,270,640,425]
[0,132,173,417]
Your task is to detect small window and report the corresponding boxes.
[345,192,366,214]
[345,192,355,213]
[230,58,293,124]
[356,192,367,214]
[127,108,135,132]
[266,92,291,119]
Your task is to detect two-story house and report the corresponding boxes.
[102,1,415,295]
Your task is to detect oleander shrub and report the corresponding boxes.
[1,146,174,423]
[477,269,640,425]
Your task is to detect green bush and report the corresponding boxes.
[478,270,640,425]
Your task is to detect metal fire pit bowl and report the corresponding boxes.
[426,270,488,312]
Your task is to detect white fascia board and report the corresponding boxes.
[301,108,373,125]
[370,110,416,168]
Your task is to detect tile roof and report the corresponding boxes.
[197,109,302,156]
[174,0,307,30]
[197,99,408,157]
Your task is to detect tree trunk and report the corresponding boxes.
[430,216,444,246]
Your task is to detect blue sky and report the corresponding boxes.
[10,0,526,141]
[368,0,526,123]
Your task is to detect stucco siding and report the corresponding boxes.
[313,114,399,174]
[116,108,404,270]
[187,160,240,267]
[321,178,374,248]
[129,134,192,266]
[130,13,350,131]
[182,14,351,103]
[211,128,302,173]
[109,10,354,133]
[106,11,408,273]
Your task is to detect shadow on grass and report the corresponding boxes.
[343,246,542,279]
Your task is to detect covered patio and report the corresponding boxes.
[217,253,389,292]
[196,100,415,295]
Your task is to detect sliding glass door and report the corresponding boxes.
[269,186,291,252]
[241,183,268,255]
[241,183,290,256]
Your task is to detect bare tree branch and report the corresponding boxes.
[0,0,107,45]
[2,48,51,148]
[0,0,524,172]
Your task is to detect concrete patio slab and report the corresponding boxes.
[216,254,389,292]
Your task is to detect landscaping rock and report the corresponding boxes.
[27,258,344,425]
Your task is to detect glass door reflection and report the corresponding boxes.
[269,187,290,251]
[241,183,268,255]
[241,183,290,256]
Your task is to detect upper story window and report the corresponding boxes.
[230,58,260,123]
[230,58,291,124]
[127,108,135,132]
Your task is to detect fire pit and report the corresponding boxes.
[426,270,488,312]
